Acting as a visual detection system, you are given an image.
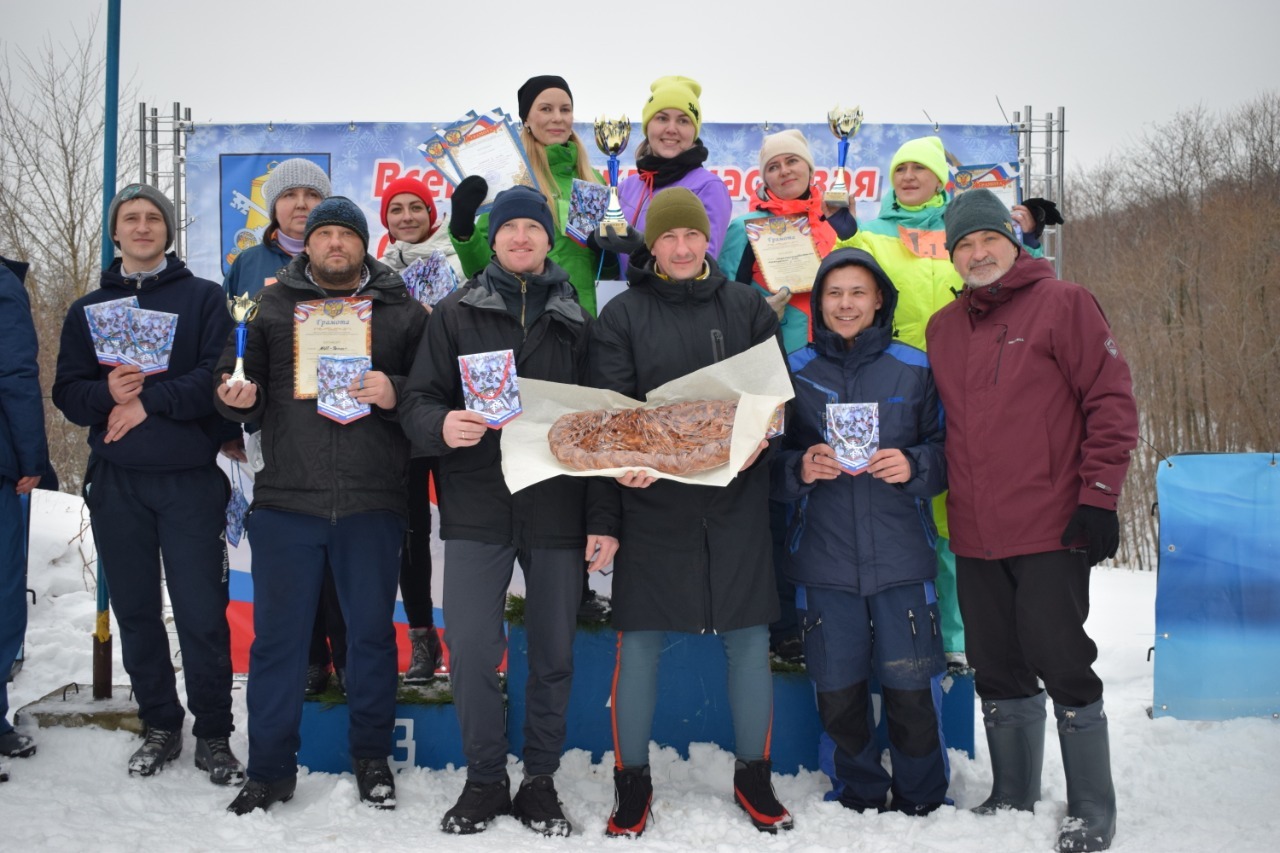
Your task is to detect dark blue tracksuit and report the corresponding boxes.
[771,248,950,814]
[53,255,236,738]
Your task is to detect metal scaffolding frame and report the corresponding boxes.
[137,102,193,259]
[1011,106,1066,277]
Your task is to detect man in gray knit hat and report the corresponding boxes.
[224,157,330,299]
[216,197,427,815]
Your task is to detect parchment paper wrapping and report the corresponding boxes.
[500,340,794,493]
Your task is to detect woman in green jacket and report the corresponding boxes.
[448,75,611,316]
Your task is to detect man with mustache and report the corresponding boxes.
[925,189,1138,853]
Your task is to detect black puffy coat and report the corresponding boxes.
[399,261,618,550]
[590,259,783,633]
[213,254,428,520]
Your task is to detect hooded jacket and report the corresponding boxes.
[449,142,611,316]
[589,258,782,633]
[54,255,233,473]
[0,257,48,483]
[213,253,428,519]
[223,237,293,299]
[772,248,946,595]
[925,252,1138,560]
[399,259,617,550]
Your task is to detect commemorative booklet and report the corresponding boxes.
[825,402,879,475]
[459,348,521,427]
[400,252,459,309]
[84,296,140,366]
[765,403,786,439]
[119,307,179,374]
[565,179,610,246]
[316,354,372,424]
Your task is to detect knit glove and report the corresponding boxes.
[764,287,791,321]
[447,175,489,241]
[592,224,646,256]
[1060,504,1119,566]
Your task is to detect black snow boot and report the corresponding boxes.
[227,776,296,815]
[441,775,512,833]
[606,765,654,837]
[973,691,1046,815]
[355,757,396,809]
[1055,699,1116,852]
[304,663,330,696]
[404,627,442,684]
[128,727,182,777]
[0,730,36,759]
[512,773,572,836]
[195,736,245,785]
[733,758,794,833]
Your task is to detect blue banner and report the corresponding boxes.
[185,121,1016,284]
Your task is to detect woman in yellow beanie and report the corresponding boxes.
[615,76,731,268]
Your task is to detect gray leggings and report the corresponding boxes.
[612,625,772,768]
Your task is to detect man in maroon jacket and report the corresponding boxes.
[926,189,1137,853]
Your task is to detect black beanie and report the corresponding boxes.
[518,75,572,122]
[944,189,1020,255]
[488,186,555,247]
[304,196,369,250]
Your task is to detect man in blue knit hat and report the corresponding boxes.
[215,197,427,815]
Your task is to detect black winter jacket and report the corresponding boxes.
[399,260,618,550]
[589,259,783,633]
[213,254,428,519]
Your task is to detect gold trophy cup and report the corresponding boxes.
[593,115,632,238]
[227,294,259,384]
[825,105,864,208]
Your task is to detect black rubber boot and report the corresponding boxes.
[973,691,1046,815]
[1055,699,1116,852]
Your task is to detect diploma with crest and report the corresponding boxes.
[745,215,822,294]
[292,297,372,399]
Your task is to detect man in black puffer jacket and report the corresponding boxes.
[401,186,618,838]
[214,197,427,815]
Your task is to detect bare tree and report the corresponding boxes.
[1065,92,1280,569]
[0,16,138,494]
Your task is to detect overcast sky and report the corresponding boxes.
[6,0,1278,175]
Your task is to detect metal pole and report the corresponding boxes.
[138,103,147,185]
[149,107,159,188]
[172,102,182,258]
[101,0,120,271]
[96,0,121,698]
[1056,106,1067,275]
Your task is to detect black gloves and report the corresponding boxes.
[1060,504,1119,566]
[592,224,646,256]
[448,175,489,241]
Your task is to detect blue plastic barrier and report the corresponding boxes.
[1153,452,1280,720]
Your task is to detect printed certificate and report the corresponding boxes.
[292,297,372,399]
[745,215,822,294]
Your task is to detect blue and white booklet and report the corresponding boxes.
[826,402,879,475]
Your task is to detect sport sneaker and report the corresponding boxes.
[733,759,794,833]
[304,664,330,696]
[606,765,653,838]
[355,757,396,809]
[576,589,612,624]
[128,727,182,777]
[195,736,245,786]
[227,776,297,815]
[441,776,512,834]
[512,774,572,837]
[0,730,36,759]
[404,627,443,684]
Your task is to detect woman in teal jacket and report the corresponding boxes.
[448,75,612,316]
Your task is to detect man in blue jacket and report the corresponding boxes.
[52,184,242,785]
[0,255,48,783]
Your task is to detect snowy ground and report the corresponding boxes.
[2,489,1279,852]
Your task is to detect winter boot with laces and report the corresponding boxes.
[606,765,654,838]
[195,736,245,786]
[404,627,443,684]
[128,727,182,777]
[733,758,794,833]
[512,773,572,837]
[441,775,512,833]
[355,757,397,809]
